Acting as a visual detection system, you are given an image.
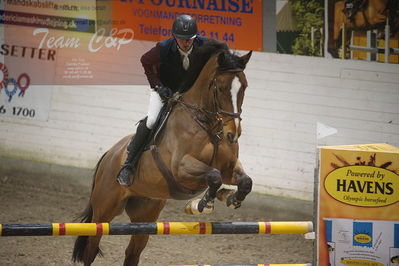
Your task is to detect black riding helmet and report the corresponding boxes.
[172,15,198,39]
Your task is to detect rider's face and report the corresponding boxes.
[175,37,194,52]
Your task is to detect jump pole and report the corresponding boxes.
[168,264,311,266]
[0,221,313,237]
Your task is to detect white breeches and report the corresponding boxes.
[146,89,163,129]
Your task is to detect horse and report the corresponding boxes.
[328,0,397,57]
[71,42,253,266]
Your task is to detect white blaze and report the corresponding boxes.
[231,77,241,140]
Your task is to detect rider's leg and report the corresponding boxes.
[145,88,165,130]
[116,118,151,186]
[117,89,163,186]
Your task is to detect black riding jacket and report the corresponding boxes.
[140,36,208,93]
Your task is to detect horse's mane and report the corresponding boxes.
[178,39,245,93]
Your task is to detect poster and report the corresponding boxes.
[0,0,96,32]
[0,0,151,121]
[1,0,261,120]
[0,0,147,87]
[317,143,399,265]
[111,0,263,51]
[325,218,399,266]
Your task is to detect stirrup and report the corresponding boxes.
[116,164,133,186]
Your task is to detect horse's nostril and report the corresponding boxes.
[227,132,234,143]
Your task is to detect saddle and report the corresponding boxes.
[144,93,180,150]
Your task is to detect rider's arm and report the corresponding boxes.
[140,43,162,90]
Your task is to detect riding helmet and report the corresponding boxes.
[172,15,198,39]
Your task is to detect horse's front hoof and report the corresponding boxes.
[184,199,201,215]
[226,195,242,209]
[184,199,214,215]
[216,188,236,202]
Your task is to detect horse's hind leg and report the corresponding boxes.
[123,197,166,266]
[84,184,127,265]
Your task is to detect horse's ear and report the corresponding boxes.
[241,51,252,65]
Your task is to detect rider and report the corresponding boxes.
[344,0,367,21]
[117,14,209,186]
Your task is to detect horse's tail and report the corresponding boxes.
[71,152,107,262]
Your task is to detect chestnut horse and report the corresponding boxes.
[329,0,397,57]
[333,0,390,40]
[72,44,253,266]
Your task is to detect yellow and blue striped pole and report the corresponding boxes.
[0,221,313,236]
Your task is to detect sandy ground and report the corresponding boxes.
[0,169,314,266]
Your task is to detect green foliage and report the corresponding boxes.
[289,0,324,56]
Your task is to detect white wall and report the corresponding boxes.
[1,51,398,200]
[241,53,399,200]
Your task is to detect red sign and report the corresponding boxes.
[111,0,263,51]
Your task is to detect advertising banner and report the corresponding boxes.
[111,0,263,51]
[317,143,399,265]
[1,0,96,32]
[0,0,259,121]
[0,0,148,87]
[0,0,149,121]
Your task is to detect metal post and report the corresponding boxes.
[311,27,315,50]
[350,30,354,59]
[263,0,277,52]
[320,28,324,56]
[367,30,377,61]
[342,23,346,59]
[313,148,320,266]
[385,19,390,63]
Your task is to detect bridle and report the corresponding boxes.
[211,73,243,125]
[177,69,243,135]
[175,68,244,165]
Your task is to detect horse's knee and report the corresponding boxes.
[206,169,222,188]
[238,176,252,195]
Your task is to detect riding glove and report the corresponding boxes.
[157,86,173,100]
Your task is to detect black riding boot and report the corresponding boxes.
[116,119,151,186]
